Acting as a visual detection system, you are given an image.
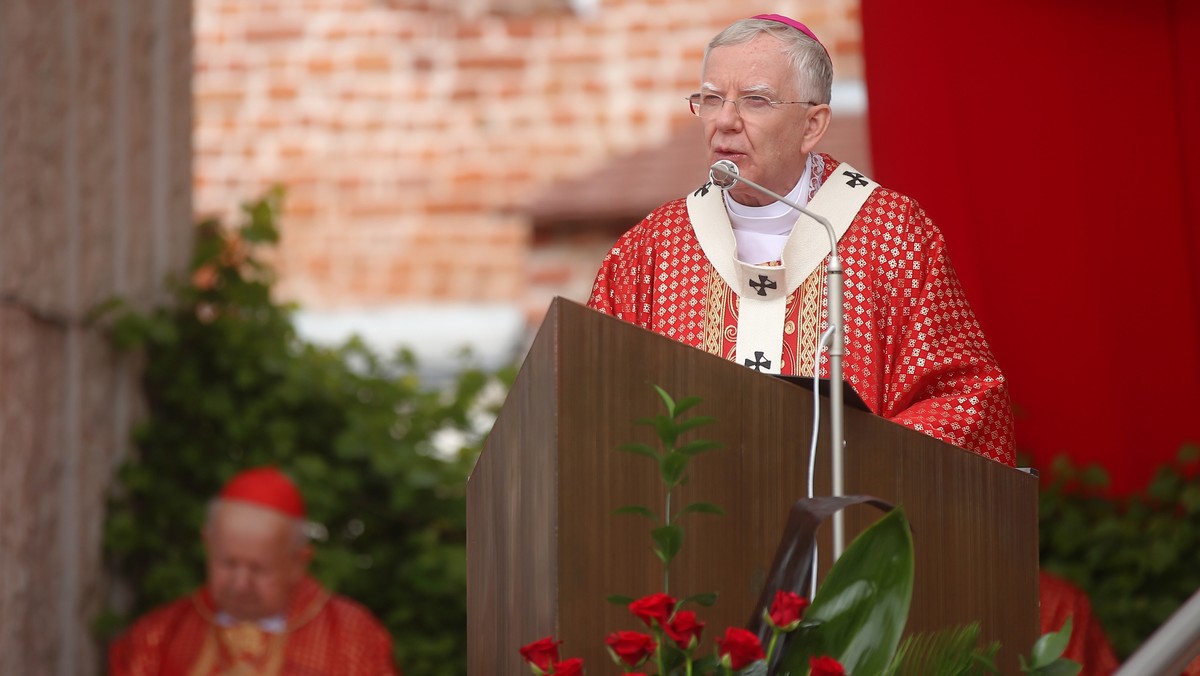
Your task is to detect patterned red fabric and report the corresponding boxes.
[1038,571,1119,675]
[588,153,1015,464]
[108,576,399,675]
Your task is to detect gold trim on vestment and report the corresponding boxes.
[186,580,333,675]
[795,266,825,375]
[703,266,727,358]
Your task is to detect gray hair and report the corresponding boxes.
[703,18,834,105]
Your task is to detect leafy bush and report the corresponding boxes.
[1037,445,1200,659]
[99,191,514,675]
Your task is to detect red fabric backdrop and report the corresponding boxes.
[860,0,1200,494]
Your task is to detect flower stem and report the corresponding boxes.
[655,629,667,676]
[664,489,672,593]
[765,629,781,665]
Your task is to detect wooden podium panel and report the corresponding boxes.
[467,298,1038,673]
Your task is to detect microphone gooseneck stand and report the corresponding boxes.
[709,160,848,561]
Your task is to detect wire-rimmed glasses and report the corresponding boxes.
[687,92,817,118]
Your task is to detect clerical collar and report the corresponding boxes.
[724,155,814,263]
[724,156,812,233]
[215,610,287,634]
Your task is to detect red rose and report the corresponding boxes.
[766,590,810,631]
[605,630,657,668]
[551,657,584,676]
[628,592,677,629]
[665,610,706,650]
[716,626,765,670]
[810,655,847,676]
[519,636,562,672]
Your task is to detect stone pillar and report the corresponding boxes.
[0,1,192,674]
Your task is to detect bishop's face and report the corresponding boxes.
[701,34,824,206]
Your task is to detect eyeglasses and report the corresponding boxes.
[687,93,817,118]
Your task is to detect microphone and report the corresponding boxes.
[709,159,740,190]
[707,159,850,561]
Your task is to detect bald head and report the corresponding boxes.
[203,499,312,622]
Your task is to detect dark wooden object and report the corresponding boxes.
[467,298,1038,673]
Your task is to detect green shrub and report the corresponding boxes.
[99,191,514,675]
[1037,445,1200,659]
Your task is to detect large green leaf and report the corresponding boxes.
[777,507,915,675]
[885,623,999,676]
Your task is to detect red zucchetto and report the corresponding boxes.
[218,466,306,518]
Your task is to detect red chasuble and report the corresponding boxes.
[588,153,1015,464]
[109,576,399,676]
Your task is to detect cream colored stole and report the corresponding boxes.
[686,163,878,374]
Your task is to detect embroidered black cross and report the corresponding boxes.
[843,171,868,188]
[749,274,777,296]
[694,182,712,197]
[745,351,772,372]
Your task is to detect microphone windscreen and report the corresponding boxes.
[709,160,739,190]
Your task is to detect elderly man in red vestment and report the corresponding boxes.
[588,14,1014,464]
[588,13,1123,674]
[109,467,400,675]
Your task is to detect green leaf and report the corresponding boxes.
[672,395,704,418]
[675,415,716,435]
[652,524,684,565]
[674,502,724,519]
[1029,616,1072,668]
[677,438,722,456]
[886,623,999,676]
[652,384,676,418]
[653,415,680,447]
[614,505,658,521]
[660,451,689,487]
[679,592,718,607]
[778,507,914,675]
[607,594,635,606]
[617,442,659,460]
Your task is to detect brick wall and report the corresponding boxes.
[193,0,865,316]
[0,2,193,674]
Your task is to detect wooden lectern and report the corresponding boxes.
[468,298,1039,673]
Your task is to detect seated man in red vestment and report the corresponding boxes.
[587,13,1120,673]
[109,467,400,676]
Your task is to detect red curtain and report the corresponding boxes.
[861,0,1200,494]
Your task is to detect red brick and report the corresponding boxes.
[423,198,484,215]
[354,53,391,72]
[307,57,335,74]
[246,25,305,42]
[457,55,526,70]
[529,265,572,286]
[196,87,244,105]
[832,37,860,56]
[269,85,298,100]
